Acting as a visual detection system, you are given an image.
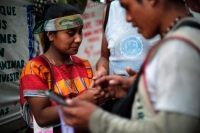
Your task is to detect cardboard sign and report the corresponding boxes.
[77,1,106,71]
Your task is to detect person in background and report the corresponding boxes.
[91,0,160,86]
[20,3,106,133]
[61,0,200,133]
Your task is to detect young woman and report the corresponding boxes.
[20,3,106,133]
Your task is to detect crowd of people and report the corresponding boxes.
[19,0,200,133]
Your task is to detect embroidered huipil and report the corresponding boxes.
[20,55,93,129]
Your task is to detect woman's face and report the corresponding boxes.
[120,0,160,39]
[50,26,83,55]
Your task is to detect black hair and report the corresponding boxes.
[42,4,81,53]
[135,0,185,4]
[166,0,185,4]
[163,0,187,12]
[136,0,142,4]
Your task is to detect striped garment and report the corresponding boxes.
[19,55,93,129]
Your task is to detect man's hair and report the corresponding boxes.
[135,0,185,5]
[136,0,143,3]
[167,0,185,4]
[163,0,185,11]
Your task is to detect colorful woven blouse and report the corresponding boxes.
[20,55,93,129]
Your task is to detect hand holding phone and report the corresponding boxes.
[45,91,68,106]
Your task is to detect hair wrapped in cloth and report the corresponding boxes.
[33,14,83,51]
[33,14,83,33]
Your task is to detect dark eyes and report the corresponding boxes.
[66,28,83,36]
[67,31,75,36]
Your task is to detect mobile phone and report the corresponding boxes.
[45,91,68,106]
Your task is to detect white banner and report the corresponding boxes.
[77,1,106,71]
[0,0,32,125]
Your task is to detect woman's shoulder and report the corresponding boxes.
[71,56,92,73]
[79,57,90,62]
[25,56,49,67]
[71,56,90,64]
[22,56,51,75]
[72,56,93,78]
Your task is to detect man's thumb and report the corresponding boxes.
[126,66,137,76]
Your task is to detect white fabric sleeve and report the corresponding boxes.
[89,108,200,133]
[153,40,200,117]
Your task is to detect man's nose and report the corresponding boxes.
[126,11,132,22]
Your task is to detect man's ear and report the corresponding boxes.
[148,0,158,6]
[46,32,54,41]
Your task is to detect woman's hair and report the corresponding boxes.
[43,4,81,53]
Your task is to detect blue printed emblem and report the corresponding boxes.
[121,36,143,58]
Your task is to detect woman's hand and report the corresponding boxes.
[74,87,109,105]
[89,66,108,88]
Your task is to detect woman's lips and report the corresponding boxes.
[70,47,79,50]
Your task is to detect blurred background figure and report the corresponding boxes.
[93,0,160,81]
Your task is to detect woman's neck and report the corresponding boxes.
[44,47,73,66]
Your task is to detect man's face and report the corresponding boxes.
[120,0,158,39]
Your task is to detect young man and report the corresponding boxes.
[61,0,200,133]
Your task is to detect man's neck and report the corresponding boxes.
[159,6,190,37]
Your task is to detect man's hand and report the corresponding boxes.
[94,75,133,99]
[62,99,97,130]
[126,66,138,82]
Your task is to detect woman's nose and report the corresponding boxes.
[74,34,82,43]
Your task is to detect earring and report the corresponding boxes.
[49,38,53,41]
[150,0,155,5]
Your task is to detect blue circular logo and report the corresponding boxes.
[121,36,143,58]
